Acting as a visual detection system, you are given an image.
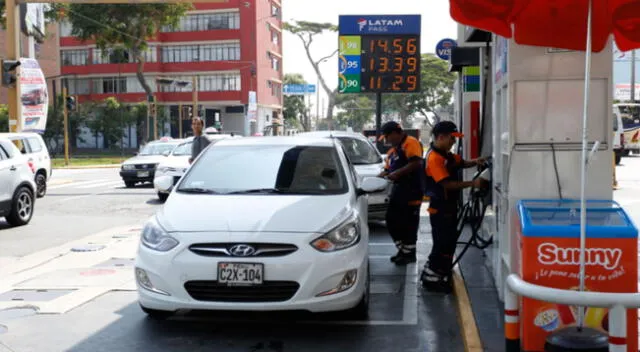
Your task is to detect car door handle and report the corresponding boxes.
[9,165,16,171]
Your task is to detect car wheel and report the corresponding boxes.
[158,192,169,202]
[6,187,34,226]
[35,173,47,198]
[124,181,136,188]
[343,261,370,320]
[140,304,174,320]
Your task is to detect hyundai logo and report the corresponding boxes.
[229,244,256,257]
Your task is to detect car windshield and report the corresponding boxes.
[139,143,178,156]
[172,142,192,156]
[178,145,348,195]
[337,137,382,165]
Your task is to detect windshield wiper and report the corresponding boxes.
[227,188,287,195]
[178,187,218,194]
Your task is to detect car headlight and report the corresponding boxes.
[141,218,179,252]
[310,216,360,252]
[122,164,134,170]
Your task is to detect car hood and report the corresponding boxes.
[354,163,385,178]
[159,155,190,168]
[123,155,167,165]
[157,193,353,233]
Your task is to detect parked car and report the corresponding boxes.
[120,138,183,188]
[154,134,241,201]
[0,137,36,226]
[136,136,388,320]
[298,131,390,221]
[0,132,51,198]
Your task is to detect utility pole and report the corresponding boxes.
[62,87,70,166]
[316,76,320,121]
[5,0,21,132]
[631,49,636,103]
[192,76,198,120]
[153,97,158,140]
[178,103,183,138]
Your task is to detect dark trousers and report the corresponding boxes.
[427,211,459,276]
[385,202,421,247]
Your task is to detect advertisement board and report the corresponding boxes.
[516,200,638,352]
[19,58,48,134]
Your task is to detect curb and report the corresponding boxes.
[453,266,483,352]
[53,165,120,170]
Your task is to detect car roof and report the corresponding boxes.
[297,131,369,140]
[0,132,43,139]
[214,136,337,148]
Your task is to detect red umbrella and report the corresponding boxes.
[450,0,640,52]
[450,0,640,335]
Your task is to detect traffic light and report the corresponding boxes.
[65,96,76,111]
[150,103,156,116]
[1,60,21,88]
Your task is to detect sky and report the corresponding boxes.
[281,0,458,113]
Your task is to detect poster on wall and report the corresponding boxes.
[19,58,48,134]
[494,36,508,83]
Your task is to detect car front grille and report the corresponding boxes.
[368,203,389,213]
[134,163,156,170]
[189,243,298,257]
[184,281,300,302]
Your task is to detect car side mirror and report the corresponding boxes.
[154,175,173,193]
[357,177,388,196]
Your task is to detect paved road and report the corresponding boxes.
[0,168,160,257]
[0,168,465,352]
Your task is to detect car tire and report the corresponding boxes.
[35,172,47,198]
[158,193,169,202]
[124,181,136,188]
[140,304,174,320]
[343,261,370,320]
[6,187,34,227]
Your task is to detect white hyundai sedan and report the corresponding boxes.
[135,136,388,320]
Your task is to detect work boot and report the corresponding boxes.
[393,245,416,265]
[390,241,404,263]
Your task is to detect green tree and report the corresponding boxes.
[283,73,311,131]
[383,54,456,128]
[130,102,148,145]
[86,97,132,150]
[335,95,375,132]
[284,21,338,123]
[0,104,8,132]
[43,95,88,155]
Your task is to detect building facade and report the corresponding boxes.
[59,0,283,146]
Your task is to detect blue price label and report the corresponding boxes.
[339,55,361,75]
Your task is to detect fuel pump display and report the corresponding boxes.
[515,200,638,351]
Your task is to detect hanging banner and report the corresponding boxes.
[19,58,48,134]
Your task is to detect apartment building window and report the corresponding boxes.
[161,43,240,63]
[271,3,280,17]
[67,78,91,95]
[271,57,280,71]
[61,49,89,66]
[271,30,279,45]
[158,76,193,92]
[161,12,240,32]
[93,47,157,64]
[270,81,281,98]
[200,74,241,91]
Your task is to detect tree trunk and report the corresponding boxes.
[133,49,153,144]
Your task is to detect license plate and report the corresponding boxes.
[218,262,264,285]
[137,171,150,177]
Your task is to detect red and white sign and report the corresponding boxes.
[614,84,640,101]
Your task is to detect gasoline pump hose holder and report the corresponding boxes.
[450,158,494,268]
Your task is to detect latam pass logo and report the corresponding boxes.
[538,243,622,270]
[357,18,404,32]
[537,242,622,270]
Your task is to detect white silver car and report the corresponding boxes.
[298,131,390,221]
[0,132,51,198]
[0,137,36,226]
[136,136,388,320]
[120,138,183,188]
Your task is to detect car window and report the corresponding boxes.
[179,145,348,195]
[27,137,43,152]
[10,138,28,154]
[337,137,382,165]
[0,140,16,159]
[139,143,179,156]
[172,142,192,156]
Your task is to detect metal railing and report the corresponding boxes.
[504,274,640,352]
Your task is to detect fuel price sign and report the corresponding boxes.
[338,15,421,94]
